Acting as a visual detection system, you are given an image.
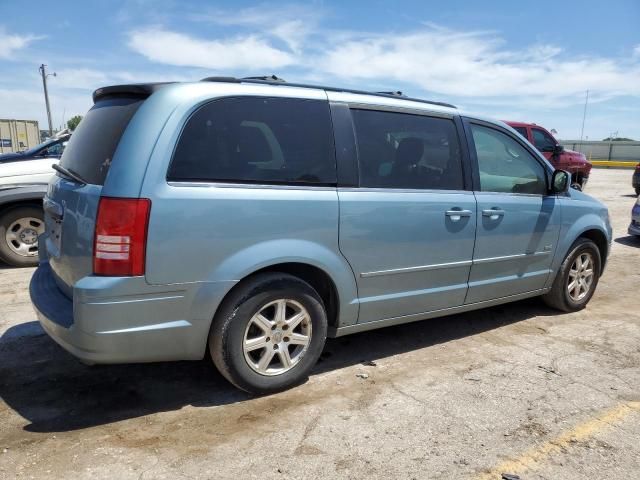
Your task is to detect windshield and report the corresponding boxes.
[21,138,60,156]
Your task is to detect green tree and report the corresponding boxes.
[67,115,83,131]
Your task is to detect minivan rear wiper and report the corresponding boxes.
[53,164,87,185]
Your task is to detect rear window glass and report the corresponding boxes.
[59,97,143,185]
[167,96,336,185]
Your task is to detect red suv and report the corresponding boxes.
[505,121,592,190]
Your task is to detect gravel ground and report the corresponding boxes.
[1,168,639,480]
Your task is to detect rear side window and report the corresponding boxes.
[60,97,143,185]
[531,128,556,152]
[512,126,528,139]
[168,97,336,185]
[351,109,464,190]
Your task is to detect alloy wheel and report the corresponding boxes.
[243,299,312,376]
[567,252,594,302]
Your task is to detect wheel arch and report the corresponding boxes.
[248,262,340,328]
[0,185,46,216]
[197,258,353,360]
[0,198,44,216]
[545,208,611,290]
[578,228,609,269]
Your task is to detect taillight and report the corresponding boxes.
[93,197,151,276]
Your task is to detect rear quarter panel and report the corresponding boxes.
[138,83,360,327]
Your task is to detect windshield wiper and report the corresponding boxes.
[52,164,87,185]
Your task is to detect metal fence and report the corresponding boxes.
[560,140,640,163]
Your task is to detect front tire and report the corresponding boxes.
[542,238,601,312]
[209,272,328,394]
[570,175,583,191]
[0,206,44,267]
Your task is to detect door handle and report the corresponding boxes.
[445,209,473,221]
[482,208,505,219]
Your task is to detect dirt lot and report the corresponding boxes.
[1,168,639,480]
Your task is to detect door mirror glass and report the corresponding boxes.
[551,170,570,194]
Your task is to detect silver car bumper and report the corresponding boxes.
[30,261,235,364]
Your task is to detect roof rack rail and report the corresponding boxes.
[200,76,241,83]
[199,76,456,109]
[242,75,286,82]
[376,91,406,97]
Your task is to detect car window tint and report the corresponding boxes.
[60,97,144,185]
[471,124,547,195]
[351,109,463,190]
[531,128,556,151]
[168,97,336,185]
[512,126,528,138]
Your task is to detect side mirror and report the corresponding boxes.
[553,144,564,155]
[551,170,570,194]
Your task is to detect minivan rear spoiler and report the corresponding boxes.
[92,83,176,103]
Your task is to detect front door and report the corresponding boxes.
[465,121,562,304]
[338,107,477,323]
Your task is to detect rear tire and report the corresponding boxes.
[0,206,44,267]
[209,272,328,394]
[635,186,640,196]
[542,238,601,312]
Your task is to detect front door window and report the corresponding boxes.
[471,124,547,195]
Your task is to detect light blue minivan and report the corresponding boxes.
[30,77,612,393]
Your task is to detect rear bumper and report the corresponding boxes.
[30,262,236,364]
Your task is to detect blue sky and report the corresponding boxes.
[1,0,638,140]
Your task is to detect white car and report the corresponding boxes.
[0,133,70,266]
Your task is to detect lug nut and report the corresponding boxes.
[284,337,290,343]
[273,344,279,350]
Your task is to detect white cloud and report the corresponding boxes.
[128,27,294,70]
[315,28,640,101]
[125,19,639,109]
[190,4,318,53]
[0,27,43,59]
[0,87,92,129]
[52,68,111,90]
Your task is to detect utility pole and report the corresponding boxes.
[578,89,589,151]
[39,64,56,137]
